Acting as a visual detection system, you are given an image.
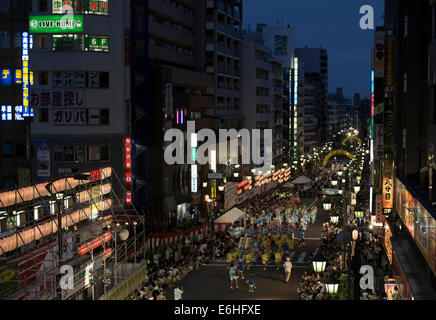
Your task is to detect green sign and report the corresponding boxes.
[29,15,84,34]
[191,147,197,162]
[86,36,109,52]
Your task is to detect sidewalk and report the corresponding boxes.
[391,231,436,300]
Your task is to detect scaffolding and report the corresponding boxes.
[0,166,148,300]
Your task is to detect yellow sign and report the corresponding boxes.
[382,160,394,209]
[341,135,362,145]
[322,150,354,167]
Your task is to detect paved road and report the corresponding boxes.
[167,196,330,300]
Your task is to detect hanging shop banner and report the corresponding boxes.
[385,35,395,90]
[376,194,384,224]
[29,15,84,34]
[22,32,30,117]
[30,89,84,107]
[36,140,50,181]
[374,29,385,78]
[125,136,132,205]
[210,179,216,199]
[383,160,394,210]
[384,223,393,264]
[375,124,384,160]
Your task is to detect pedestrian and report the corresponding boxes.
[229,263,239,289]
[283,257,293,283]
[237,258,245,280]
[174,285,183,300]
[156,291,167,300]
[247,274,256,293]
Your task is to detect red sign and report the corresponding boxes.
[376,194,384,223]
[125,136,132,205]
[78,232,111,256]
[90,169,101,181]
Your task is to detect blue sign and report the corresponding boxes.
[22,32,31,117]
[1,69,11,85]
[1,105,13,121]
[15,106,24,120]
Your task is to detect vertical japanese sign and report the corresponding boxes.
[22,32,31,117]
[125,137,132,205]
[36,140,50,182]
[384,224,393,263]
[210,179,216,200]
[383,160,394,210]
[191,133,197,193]
[374,29,385,78]
[375,194,384,224]
[191,164,197,193]
[165,83,173,115]
[375,124,384,160]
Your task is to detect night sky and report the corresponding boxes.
[244,0,385,99]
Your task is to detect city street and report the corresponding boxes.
[166,197,330,300]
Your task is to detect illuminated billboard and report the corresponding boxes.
[29,15,84,34]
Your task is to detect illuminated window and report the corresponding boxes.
[52,34,84,51]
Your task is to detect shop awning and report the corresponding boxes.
[214,207,245,224]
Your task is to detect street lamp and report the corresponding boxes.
[233,172,239,177]
[202,182,208,188]
[311,251,327,273]
[354,186,360,193]
[323,202,332,211]
[341,178,346,184]
[337,171,343,176]
[218,185,225,192]
[356,176,361,183]
[354,210,363,219]
[325,281,339,295]
[338,190,343,195]
[331,180,338,186]
[330,215,339,224]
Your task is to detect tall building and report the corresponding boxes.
[205,0,243,130]
[295,47,328,149]
[327,87,352,137]
[240,31,284,163]
[255,24,294,162]
[28,0,130,203]
[374,0,436,300]
[148,0,215,228]
[0,0,33,190]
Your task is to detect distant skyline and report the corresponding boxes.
[243,0,384,99]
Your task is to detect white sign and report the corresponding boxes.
[53,109,86,125]
[88,109,100,124]
[191,164,197,192]
[30,89,85,107]
[53,71,85,88]
[375,124,383,160]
